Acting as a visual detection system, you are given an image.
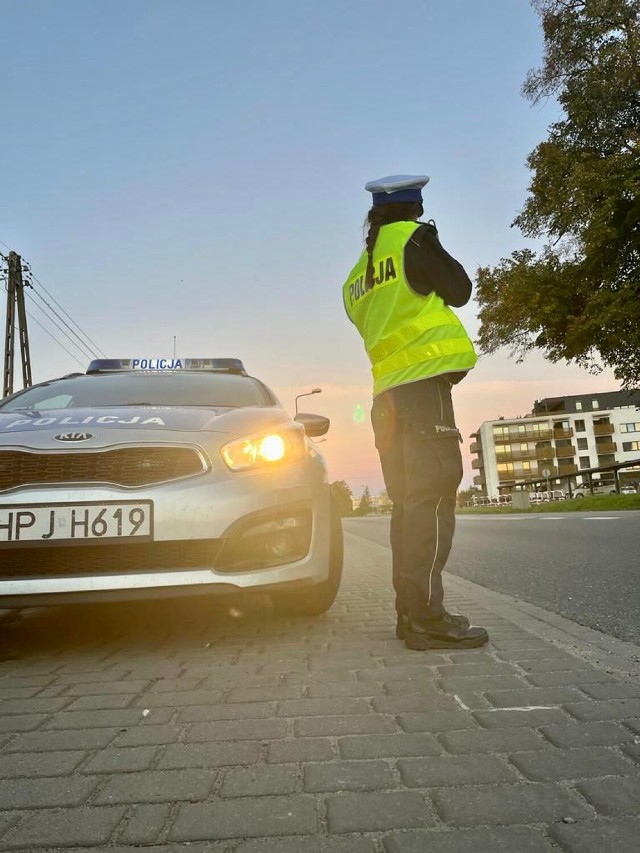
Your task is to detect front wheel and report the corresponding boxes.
[271,499,343,617]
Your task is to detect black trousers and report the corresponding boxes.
[371,376,463,621]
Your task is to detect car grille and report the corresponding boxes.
[0,540,222,578]
[0,447,207,490]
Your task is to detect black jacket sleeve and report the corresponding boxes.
[404,223,473,307]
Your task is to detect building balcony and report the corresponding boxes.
[553,427,574,439]
[558,463,578,475]
[470,442,481,454]
[595,442,617,454]
[597,458,616,469]
[493,429,553,444]
[472,459,484,470]
[535,447,554,459]
[473,474,485,486]
[593,423,614,436]
[555,445,576,458]
[495,449,537,462]
[496,463,577,481]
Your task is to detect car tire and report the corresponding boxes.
[575,493,584,498]
[271,499,343,617]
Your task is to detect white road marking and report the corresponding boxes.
[458,516,537,521]
[459,513,626,521]
[459,516,564,521]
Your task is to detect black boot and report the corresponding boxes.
[396,610,470,640]
[404,614,489,650]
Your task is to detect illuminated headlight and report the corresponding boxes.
[221,428,306,471]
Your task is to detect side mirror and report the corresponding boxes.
[294,413,330,437]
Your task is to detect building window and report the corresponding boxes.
[620,423,639,433]
[576,402,583,411]
[574,419,586,432]
[497,463,514,474]
[577,438,588,450]
[579,456,591,469]
[592,400,599,409]
[622,441,640,452]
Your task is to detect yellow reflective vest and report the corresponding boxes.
[343,221,477,397]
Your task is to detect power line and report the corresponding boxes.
[2,270,93,367]
[2,258,85,368]
[24,290,95,364]
[28,271,107,358]
[1,246,107,365]
[24,309,86,369]
[27,284,99,361]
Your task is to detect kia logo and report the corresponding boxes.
[53,432,94,443]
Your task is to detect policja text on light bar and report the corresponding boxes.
[86,358,246,374]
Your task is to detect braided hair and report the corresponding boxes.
[363,201,423,288]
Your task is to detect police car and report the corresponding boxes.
[0,358,343,615]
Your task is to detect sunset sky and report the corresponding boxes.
[2,0,618,495]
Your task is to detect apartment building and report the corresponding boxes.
[470,390,640,498]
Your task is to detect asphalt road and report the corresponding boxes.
[343,511,640,646]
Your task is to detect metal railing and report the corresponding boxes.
[593,423,615,436]
[553,427,574,438]
[555,445,576,457]
[595,442,617,454]
[493,429,553,443]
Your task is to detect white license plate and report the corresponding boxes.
[0,502,153,544]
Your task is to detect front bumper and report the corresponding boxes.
[0,465,332,607]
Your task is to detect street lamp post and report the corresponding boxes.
[295,387,322,415]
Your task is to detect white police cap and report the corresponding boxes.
[365,174,430,207]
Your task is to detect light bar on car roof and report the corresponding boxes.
[86,358,246,374]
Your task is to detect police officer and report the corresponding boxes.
[343,174,489,650]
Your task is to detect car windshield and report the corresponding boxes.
[0,372,275,412]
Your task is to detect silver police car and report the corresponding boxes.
[0,358,343,615]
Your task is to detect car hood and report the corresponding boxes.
[0,406,292,446]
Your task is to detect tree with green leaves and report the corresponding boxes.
[378,489,392,513]
[330,480,354,517]
[476,0,640,387]
[354,485,373,517]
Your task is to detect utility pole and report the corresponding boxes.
[3,251,32,397]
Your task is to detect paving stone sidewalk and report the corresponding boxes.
[0,531,639,852]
